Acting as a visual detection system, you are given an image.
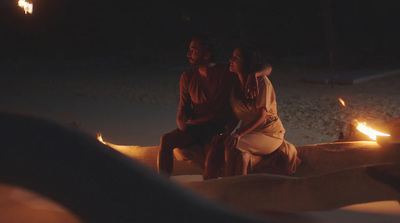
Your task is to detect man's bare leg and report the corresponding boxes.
[158,128,194,176]
[224,147,236,177]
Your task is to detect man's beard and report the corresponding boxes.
[189,58,206,68]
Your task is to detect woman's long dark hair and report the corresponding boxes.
[236,41,262,75]
[233,41,262,108]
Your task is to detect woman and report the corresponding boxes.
[224,42,299,176]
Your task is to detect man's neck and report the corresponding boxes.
[198,62,216,77]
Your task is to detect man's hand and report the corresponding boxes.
[176,107,189,132]
[224,133,241,151]
[245,63,272,99]
[245,73,258,100]
[177,120,187,132]
[209,132,229,148]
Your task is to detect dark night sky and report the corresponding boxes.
[1,0,400,68]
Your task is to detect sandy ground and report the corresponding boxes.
[1,56,400,222]
[2,56,400,147]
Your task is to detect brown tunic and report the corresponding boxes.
[179,63,237,127]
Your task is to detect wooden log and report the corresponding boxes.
[293,141,400,177]
[106,141,400,178]
[183,164,400,215]
[106,116,400,177]
[103,142,205,176]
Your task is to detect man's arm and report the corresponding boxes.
[177,72,192,131]
[245,63,272,99]
[255,63,272,77]
[176,107,188,132]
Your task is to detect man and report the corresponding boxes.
[157,33,272,179]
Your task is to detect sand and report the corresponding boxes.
[5,56,400,147]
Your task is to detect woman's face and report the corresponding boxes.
[229,48,244,74]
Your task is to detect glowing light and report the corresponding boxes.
[338,98,346,107]
[354,120,390,140]
[97,133,107,145]
[96,133,146,158]
[18,0,33,14]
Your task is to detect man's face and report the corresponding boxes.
[186,40,209,66]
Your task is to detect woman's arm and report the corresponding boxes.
[235,108,267,137]
[225,108,267,150]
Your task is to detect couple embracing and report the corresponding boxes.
[158,33,300,180]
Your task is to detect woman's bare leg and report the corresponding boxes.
[235,151,251,176]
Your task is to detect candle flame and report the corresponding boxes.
[18,0,33,14]
[354,120,390,140]
[338,98,346,107]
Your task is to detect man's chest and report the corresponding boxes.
[189,74,230,103]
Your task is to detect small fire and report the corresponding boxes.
[97,133,107,145]
[18,0,33,14]
[338,98,390,141]
[353,120,390,140]
[338,98,346,107]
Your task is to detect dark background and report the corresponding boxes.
[1,0,400,69]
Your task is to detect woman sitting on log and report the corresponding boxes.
[223,42,301,177]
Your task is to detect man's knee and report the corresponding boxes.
[160,129,183,150]
[160,133,174,150]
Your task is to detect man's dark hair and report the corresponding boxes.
[191,32,220,62]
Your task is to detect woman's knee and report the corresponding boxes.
[237,151,251,165]
[241,151,251,160]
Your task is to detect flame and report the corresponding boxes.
[97,133,107,145]
[95,133,146,158]
[354,120,390,140]
[338,98,346,107]
[18,0,33,14]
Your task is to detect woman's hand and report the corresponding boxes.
[225,133,241,151]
